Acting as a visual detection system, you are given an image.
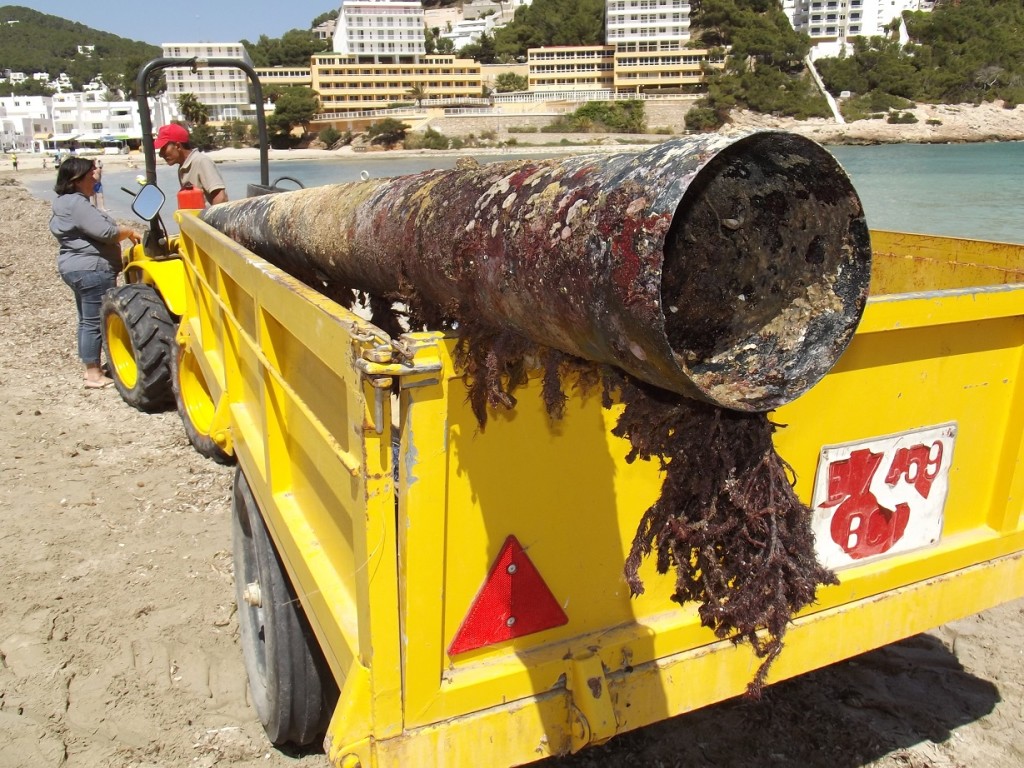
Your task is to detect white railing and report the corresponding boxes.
[314,91,699,122]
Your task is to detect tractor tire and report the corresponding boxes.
[232,469,337,747]
[170,338,234,465]
[102,284,175,412]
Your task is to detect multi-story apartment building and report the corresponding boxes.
[440,15,497,51]
[310,0,482,116]
[312,53,483,114]
[333,0,426,57]
[605,0,692,50]
[47,90,166,151]
[528,46,616,92]
[528,0,722,95]
[255,66,314,91]
[161,42,256,122]
[0,94,50,151]
[607,0,724,92]
[784,0,935,59]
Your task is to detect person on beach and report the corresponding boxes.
[10,153,17,172]
[153,123,228,205]
[90,159,105,209]
[50,157,141,388]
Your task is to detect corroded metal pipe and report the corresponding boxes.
[201,131,871,411]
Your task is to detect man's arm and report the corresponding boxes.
[194,152,228,205]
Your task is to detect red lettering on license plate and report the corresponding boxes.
[810,423,956,569]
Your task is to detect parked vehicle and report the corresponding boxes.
[102,57,295,463]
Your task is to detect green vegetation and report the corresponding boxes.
[188,124,218,152]
[319,127,340,146]
[311,9,339,28]
[0,5,159,95]
[544,101,646,133]
[494,73,529,93]
[242,29,329,68]
[403,126,450,150]
[816,0,1024,111]
[685,0,830,130]
[493,0,606,58]
[176,93,210,127]
[406,83,429,106]
[367,117,410,147]
[458,32,498,64]
[837,90,914,121]
[265,86,321,142]
[887,111,919,124]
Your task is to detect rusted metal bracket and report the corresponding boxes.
[355,335,443,434]
[566,652,617,752]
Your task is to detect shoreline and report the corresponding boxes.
[3,100,1021,180]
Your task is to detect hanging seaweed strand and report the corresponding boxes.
[451,326,837,696]
[611,375,838,696]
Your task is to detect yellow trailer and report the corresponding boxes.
[172,213,1024,767]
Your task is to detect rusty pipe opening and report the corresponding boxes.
[659,132,871,409]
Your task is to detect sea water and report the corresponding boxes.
[26,140,1024,244]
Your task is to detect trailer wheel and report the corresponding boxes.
[102,284,175,412]
[171,339,234,465]
[232,469,336,747]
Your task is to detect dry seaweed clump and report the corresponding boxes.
[449,325,837,696]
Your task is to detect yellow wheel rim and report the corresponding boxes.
[105,312,138,389]
[178,345,216,438]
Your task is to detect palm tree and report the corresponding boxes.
[406,83,428,108]
[177,93,210,127]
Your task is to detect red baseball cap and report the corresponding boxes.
[154,123,190,149]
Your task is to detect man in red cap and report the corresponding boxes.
[153,123,228,205]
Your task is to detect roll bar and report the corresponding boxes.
[134,57,270,188]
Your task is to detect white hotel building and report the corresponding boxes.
[160,42,257,122]
[332,1,426,58]
[783,0,936,59]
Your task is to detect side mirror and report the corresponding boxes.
[131,184,166,222]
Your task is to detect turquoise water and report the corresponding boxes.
[827,142,1024,244]
[27,140,1024,244]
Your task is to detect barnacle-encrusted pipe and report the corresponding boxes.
[201,131,872,412]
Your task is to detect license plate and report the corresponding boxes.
[810,423,956,570]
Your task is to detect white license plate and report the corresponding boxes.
[810,423,956,570]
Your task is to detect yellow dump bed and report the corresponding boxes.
[176,216,1024,768]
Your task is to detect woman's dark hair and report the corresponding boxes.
[54,157,95,196]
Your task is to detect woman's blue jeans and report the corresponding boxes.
[61,270,116,366]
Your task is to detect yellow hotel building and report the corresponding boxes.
[311,53,483,115]
[528,45,724,94]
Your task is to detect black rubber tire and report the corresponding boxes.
[232,469,336,747]
[101,284,175,412]
[170,338,234,465]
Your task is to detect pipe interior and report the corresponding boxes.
[661,132,870,394]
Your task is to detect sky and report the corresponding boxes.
[16,1,340,46]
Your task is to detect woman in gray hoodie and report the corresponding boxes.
[50,157,140,388]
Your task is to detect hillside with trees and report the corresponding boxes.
[493,0,606,58]
[241,28,330,68]
[816,0,1024,113]
[685,0,831,130]
[0,5,159,95]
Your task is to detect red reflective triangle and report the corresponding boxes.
[448,535,569,656]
